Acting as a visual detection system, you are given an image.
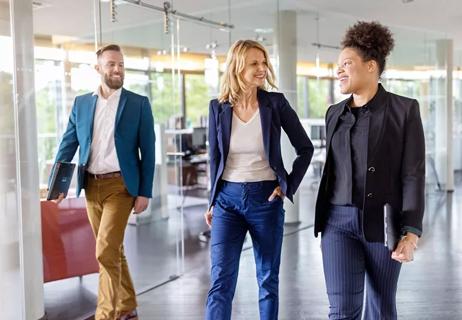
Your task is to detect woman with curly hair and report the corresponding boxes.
[314,21,425,319]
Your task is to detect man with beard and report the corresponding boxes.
[50,44,155,320]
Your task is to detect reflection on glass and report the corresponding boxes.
[0,26,23,319]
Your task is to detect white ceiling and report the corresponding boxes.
[31,0,462,67]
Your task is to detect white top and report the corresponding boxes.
[222,109,276,182]
[87,87,121,174]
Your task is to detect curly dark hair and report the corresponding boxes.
[341,21,394,76]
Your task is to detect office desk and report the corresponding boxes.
[166,152,209,187]
[41,198,98,282]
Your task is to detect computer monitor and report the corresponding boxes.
[175,133,193,158]
[310,125,326,141]
[192,127,207,149]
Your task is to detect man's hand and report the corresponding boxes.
[133,196,149,214]
[51,193,65,204]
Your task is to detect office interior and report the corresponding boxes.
[1,0,462,319]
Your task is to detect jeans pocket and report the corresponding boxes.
[215,192,235,214]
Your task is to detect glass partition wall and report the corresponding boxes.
[1,1,31,318]
[34,1,187,318]
[98,0,186,291]
[12,0,460,318]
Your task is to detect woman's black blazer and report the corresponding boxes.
[315,85,425,242]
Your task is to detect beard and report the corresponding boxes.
[104,73,124,90]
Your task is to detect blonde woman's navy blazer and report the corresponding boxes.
[208,89,314,207]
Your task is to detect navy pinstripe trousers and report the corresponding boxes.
[321,205,402,320]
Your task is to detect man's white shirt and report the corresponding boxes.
[87,87,122,174]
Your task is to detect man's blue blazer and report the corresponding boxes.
[53,88,155,198]
[208,89,314,207]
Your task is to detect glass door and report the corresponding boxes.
[169,8,232,278]
[35,2,187,319]
[97,0,185,290]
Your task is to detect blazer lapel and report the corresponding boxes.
[325,100,347,156]
[115,88,127,129]
[218,102,232,162]
[258,90,272,160]
[367,94,389,161]
[88,94,98,137]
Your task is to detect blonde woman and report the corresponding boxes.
[204,40,313,320]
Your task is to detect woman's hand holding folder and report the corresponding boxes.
[391,232,419,263]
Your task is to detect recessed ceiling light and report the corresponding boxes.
[32,1,51,10]
[254,28,273,34]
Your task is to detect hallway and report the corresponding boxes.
[134,188,461,319]
[44,176,462,320]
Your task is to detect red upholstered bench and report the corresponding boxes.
[41,198,98,282]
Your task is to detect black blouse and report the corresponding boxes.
[329,86,387,208]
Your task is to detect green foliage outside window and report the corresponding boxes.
[35,87,58,184]
[382,79,422,98]
[297,76,331,119]
[0,71,13,134]
[308,78,331,118]
[35,60,61,185]
[185,74,209,127]
[0,71,16,184]
[150,72,178,126]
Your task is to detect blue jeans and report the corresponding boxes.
[321,205,402,320]
[205,180,285,320]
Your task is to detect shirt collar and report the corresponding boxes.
[92,86,122,100]
[343,83,387,114]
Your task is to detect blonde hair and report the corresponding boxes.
[219,40,277,104]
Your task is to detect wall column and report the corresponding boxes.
[274,10,300,223]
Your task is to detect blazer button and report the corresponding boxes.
[368,166,375,172]
[367,192,373,198]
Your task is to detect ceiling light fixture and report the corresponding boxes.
[32,1,51,10]
[255,35,266,42]
[254,28,273,34]
[205,41,218,50]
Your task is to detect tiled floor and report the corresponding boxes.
[45,175,462,319]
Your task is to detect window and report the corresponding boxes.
[150,71,177,125]
[35,60,62,185]
[185,73,209,127]
[297,76,332,118]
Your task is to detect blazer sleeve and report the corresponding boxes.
[279,95,314,198]
[208,100,220,206]
[50,98,80,188]
[54,98,79,163]
[137,96,156,198]
[400,99,425,235]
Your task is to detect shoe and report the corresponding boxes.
[198,230,211,243]
[118,309,138,320]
